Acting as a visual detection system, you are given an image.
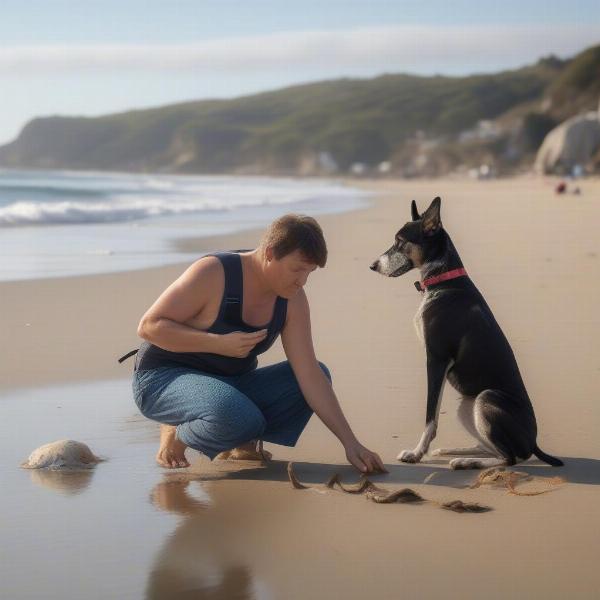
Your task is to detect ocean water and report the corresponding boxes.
[0,169,370,282]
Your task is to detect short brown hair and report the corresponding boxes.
[261,214,327,267]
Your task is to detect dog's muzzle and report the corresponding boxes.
[370,251,413,277]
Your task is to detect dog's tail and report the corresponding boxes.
[533,445,564,467]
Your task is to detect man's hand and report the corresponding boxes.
[216,329,268,358]
[345,442,388,474]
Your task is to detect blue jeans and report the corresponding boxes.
[132,360,331,460]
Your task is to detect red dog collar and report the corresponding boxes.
[415,268,468,292]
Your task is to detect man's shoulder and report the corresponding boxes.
[179,255,225,290]
[188,254,224,275]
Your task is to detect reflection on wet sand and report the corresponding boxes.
[139,458,435,600]
[28,468,96,495]
[146,473,272,600]
[147,563,256,600]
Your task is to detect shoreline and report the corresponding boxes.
[2,174,598,396]
[0,170,370,283]
[0,188,374,393]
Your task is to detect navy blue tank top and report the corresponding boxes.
[118,251,288,376]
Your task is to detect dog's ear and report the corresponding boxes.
[411,200,420,221]
[421,197,442,236]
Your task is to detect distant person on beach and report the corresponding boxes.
[125,214,386,474]
[555,181,567,194]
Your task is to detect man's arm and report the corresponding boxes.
[281,289,386,473]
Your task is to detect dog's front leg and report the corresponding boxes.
[398,354,450,463]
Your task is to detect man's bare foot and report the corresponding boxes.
[215,440,272,462]
[156,424,190,468]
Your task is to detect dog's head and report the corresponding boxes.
[370,197,443,277]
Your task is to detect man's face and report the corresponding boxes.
[266,248,318,298]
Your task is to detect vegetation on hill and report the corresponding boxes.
[0,44,598,176]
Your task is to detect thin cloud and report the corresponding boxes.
[1,25,599,74]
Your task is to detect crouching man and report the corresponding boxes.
[127,214,386,474]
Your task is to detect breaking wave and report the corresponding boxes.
[0,170,364,226]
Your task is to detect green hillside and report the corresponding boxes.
[545,45,600,120]
[0,43,598,175]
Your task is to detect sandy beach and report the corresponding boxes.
[2,176,600,599]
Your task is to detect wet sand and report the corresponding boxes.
[2,176,600,599]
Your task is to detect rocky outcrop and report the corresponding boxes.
[535,109,600,174]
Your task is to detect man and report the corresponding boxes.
[129,214,386,474]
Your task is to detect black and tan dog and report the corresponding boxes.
[370,197,563,469]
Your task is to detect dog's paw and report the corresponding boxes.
[397,450,421,463]
[449,458,484,470]
[431,448,445,456]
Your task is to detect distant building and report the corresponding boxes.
[298,150,338,175]
[350,162,367,176]
[317,151,338,174]
[377,161,391,174]
[468,164,495,179]
[458,119,501,143]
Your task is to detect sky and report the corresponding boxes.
[1,0,599,145]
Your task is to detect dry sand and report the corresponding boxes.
[2,176,600,599]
